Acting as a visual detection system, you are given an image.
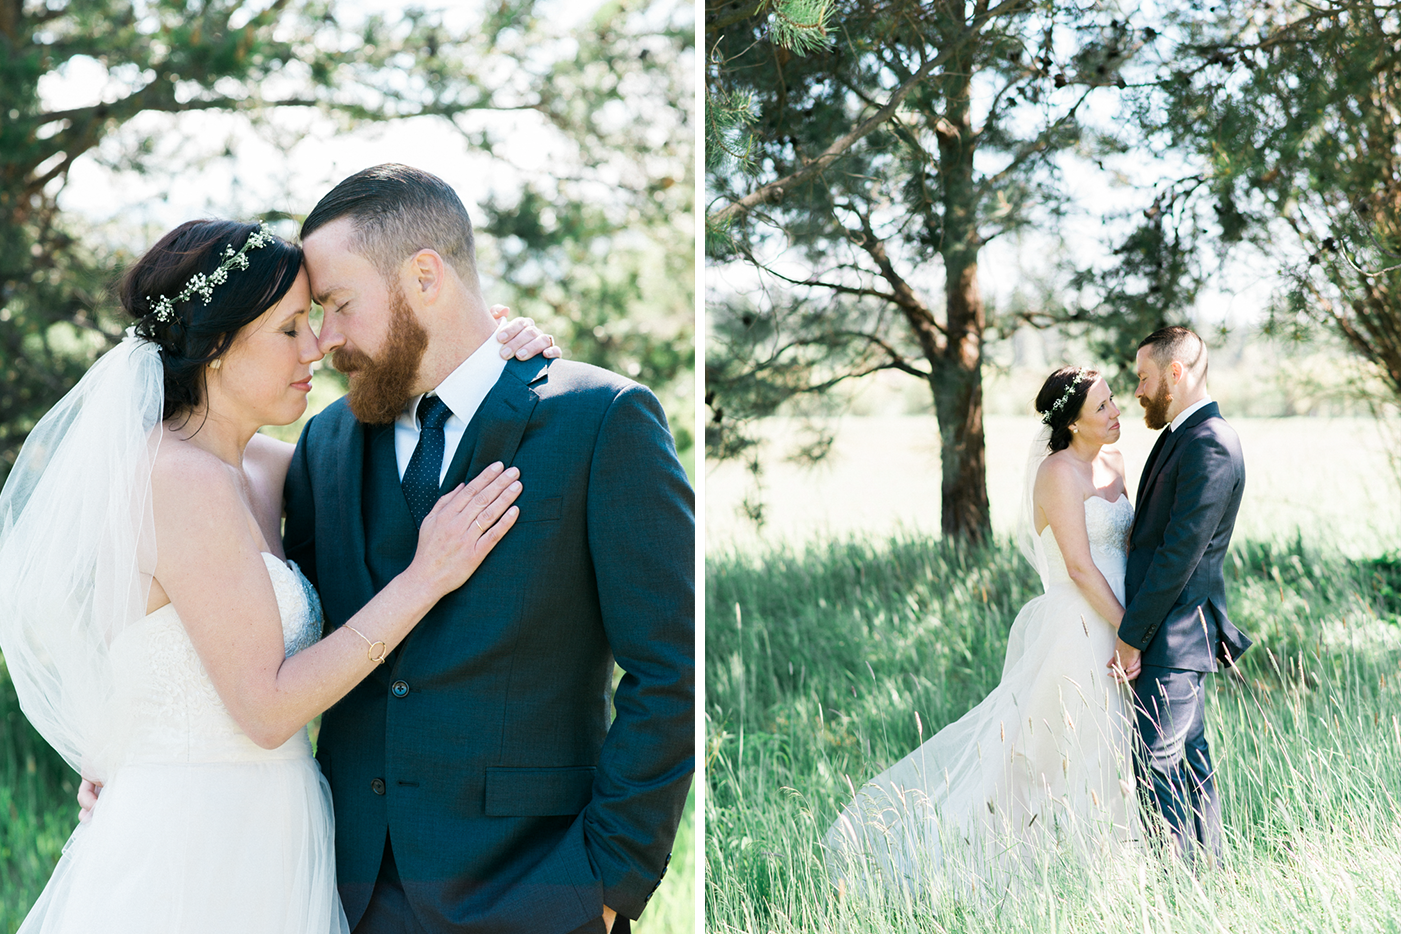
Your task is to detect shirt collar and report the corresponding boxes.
[1170,395,1213,433]
[400,332,508,428]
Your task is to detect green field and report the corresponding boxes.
[0,661,694,932]
[706,532,1401,932]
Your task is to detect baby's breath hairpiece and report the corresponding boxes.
[1041,368,1094,425]
[145,225,276,324]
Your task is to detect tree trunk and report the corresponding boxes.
[930,66,991,543]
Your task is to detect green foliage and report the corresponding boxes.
[765,0,833,56]
[0,0,361,472]
[706,532,1401,931]
[704,88,756,173]
[703,0,827,262]
[1056,181,1212,392]
[703,0,828,168]
[1080,0,1401,401]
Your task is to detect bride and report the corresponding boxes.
[826,365,1140,896]
[0,219,555,932]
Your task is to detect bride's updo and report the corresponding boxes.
[1035,366,1100,452]
[120,220,303,419]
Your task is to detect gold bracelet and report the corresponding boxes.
[343,624,388,665]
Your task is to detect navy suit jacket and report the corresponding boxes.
[1121,402,1251,672]
[284,356,694,933]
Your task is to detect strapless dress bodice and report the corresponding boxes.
[1039,494,1133,601]
[108,553,324,764]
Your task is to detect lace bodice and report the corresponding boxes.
[1038,494,1133,601]
[108,553,324,764]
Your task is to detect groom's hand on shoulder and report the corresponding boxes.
[490,304,562,361]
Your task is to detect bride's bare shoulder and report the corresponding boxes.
[149,432,249,525]
[1036,449,1077,483]
[1035,450,1090,506]
[147,431,271,568]
[152,431,233,486]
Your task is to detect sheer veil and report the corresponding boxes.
[0,331,163,781]
[1018,424,1053,593]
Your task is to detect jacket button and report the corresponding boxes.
[391,680,409,698]
[371,778,386,795]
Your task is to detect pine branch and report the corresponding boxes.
[709,0,1032,226]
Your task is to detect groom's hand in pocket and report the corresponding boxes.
[1109,638,1142,683]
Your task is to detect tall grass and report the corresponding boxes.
[706,533,1401,932]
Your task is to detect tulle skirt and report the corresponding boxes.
[18,740,348,934]
[826,581,1140,898]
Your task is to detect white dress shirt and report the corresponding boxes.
[1170,395,1213,434]
[394,337,508,482]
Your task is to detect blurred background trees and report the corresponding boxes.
[0,0,694,482]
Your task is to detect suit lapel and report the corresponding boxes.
[331,410,377,616]
[1136,428,1171,508]
[369,422,399,509]
[441,357,548,491]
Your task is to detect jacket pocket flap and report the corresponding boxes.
[484,766,596,817]
[517,495,562,523]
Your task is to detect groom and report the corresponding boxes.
[1110,325,1250,865]
[284,165,694,933]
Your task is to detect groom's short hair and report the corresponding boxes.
[1139,325,1208,378]
[301,164,479,287]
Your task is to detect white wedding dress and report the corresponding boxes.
[826,494,1139,896]
[17,553,349,934]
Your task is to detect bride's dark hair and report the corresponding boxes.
[1035,366,1101,452]
[121,220,303,420]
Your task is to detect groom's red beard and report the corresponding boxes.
[1140,381,1173,430]
[332,289,429,425]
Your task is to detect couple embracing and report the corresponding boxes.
[828,326,1250,894]
[0,164,694,933]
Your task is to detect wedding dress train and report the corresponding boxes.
[826,495,1139,896]
[17,553,349,933]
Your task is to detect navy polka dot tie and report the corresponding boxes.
[402,394,452,528]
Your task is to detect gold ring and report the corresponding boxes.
[474,519,485,533]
